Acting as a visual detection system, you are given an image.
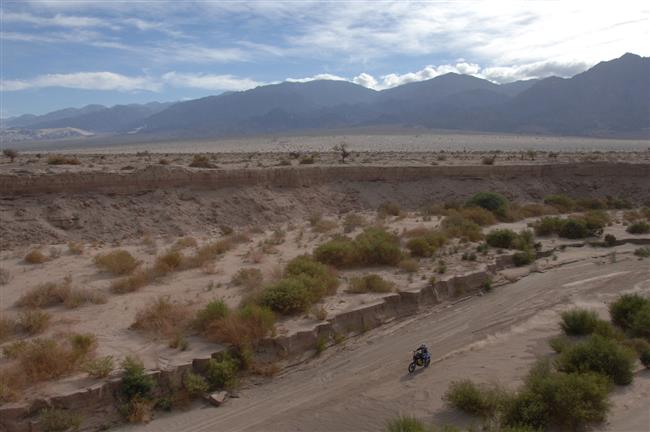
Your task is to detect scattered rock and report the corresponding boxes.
[206,391,228,407]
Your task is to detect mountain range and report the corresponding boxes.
[2,53,648,141]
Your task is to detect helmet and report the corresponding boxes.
[419,344,427,349]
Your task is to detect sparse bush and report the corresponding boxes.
[131,297,190,339]
[189,154,216,168]
[195,299,230,332]
[184,372,209,397]
[627,220,650,234]
[39,408,82,432]
[349,274,394,293]
[172,236,197,251]
[299,155,315,164]
[94,250,139,275]
[312,305,327,320]
[67,241,84,255]
[378,201,402,217]
[315,334,327,354]
[16,278,71,308]
[232,268,264,290]
[83,356,114,379]
[24,249,48,264]
[121,356,154,400]
[3,148,18,162]
[560,309,600,336]
[184,238,233,268]
[342,213,367,233]
[385,415,429,432]
[604,234,617,247]
[634,247,650,258]
[0,316,16,342]
[556,335,635,385]
[398,258,419,273]
[18,309,50,335]
[466,192,509,217]
[47,155,80,165]
[70,333,97,355]
[534,216,564,236]
[205,353,239,389]
[481,155,496,165]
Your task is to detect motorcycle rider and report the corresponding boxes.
[414,344,429,361]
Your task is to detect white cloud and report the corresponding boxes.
[1,72,160,92]
[352,73,378,89]
[161,72,262,91]
[286,74,346,83]
[2,11,119,30]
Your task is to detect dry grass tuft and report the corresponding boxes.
[110,269,155,294]
[18,309,50,335]
[16,277,106,309]
[131,297,191,339]
[67,241,84,255]
[348,274,394,293]
[24,249,48,264]
[231,268,263,290]
[47,155,81,165]
[172,236,198,251]
[0,316,17,342]
[94,249,140,275]
[206,304,275,349]
[153,249,184,275]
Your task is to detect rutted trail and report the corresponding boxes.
[123,258,650,432]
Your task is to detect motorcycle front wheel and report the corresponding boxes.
[408,362,416,373]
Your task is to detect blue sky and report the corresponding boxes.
[1,0,648,117]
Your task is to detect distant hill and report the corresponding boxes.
[4,53,648,140]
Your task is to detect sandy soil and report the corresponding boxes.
[118,257,650,432]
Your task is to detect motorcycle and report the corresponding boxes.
[408,350,431,373]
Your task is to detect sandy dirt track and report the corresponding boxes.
[120,257,650,432]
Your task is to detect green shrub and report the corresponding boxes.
[627,221,650,234]
[205,353,239,389]
[604,234,617,247]
[544,194,574,212]
[261,277,312,314]
[505,363,610,430]
[640,350,650,368]
[121,356,154,400]
[486,229,517,249]
[458,207,497,226]
[609,294,650,331]
[39,408,82,432]
[560,309,600,336]
[378,201,402,217]
[443,379,506,418]
[348,274,394,293]
[556,335,636,385]
[354,227,403,265]
[512,250,534,267]
[534,216,564,236]
[231,268,263,289]
[549,335,572,353]
[406,237,435,257]
[583,210,609,233]
[83,356,114,379]
[385,416,428,432]
[559,219,590,239]
[313,237,358,267]
[634,247,650,257]
[184,372,209,397]
[630,303,650,338]
[466,192,509,217]
[398,258,419,273]
[285,255,339,299]
[195,300,230,331]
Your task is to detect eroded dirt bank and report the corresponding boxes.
[2,162,649,249]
